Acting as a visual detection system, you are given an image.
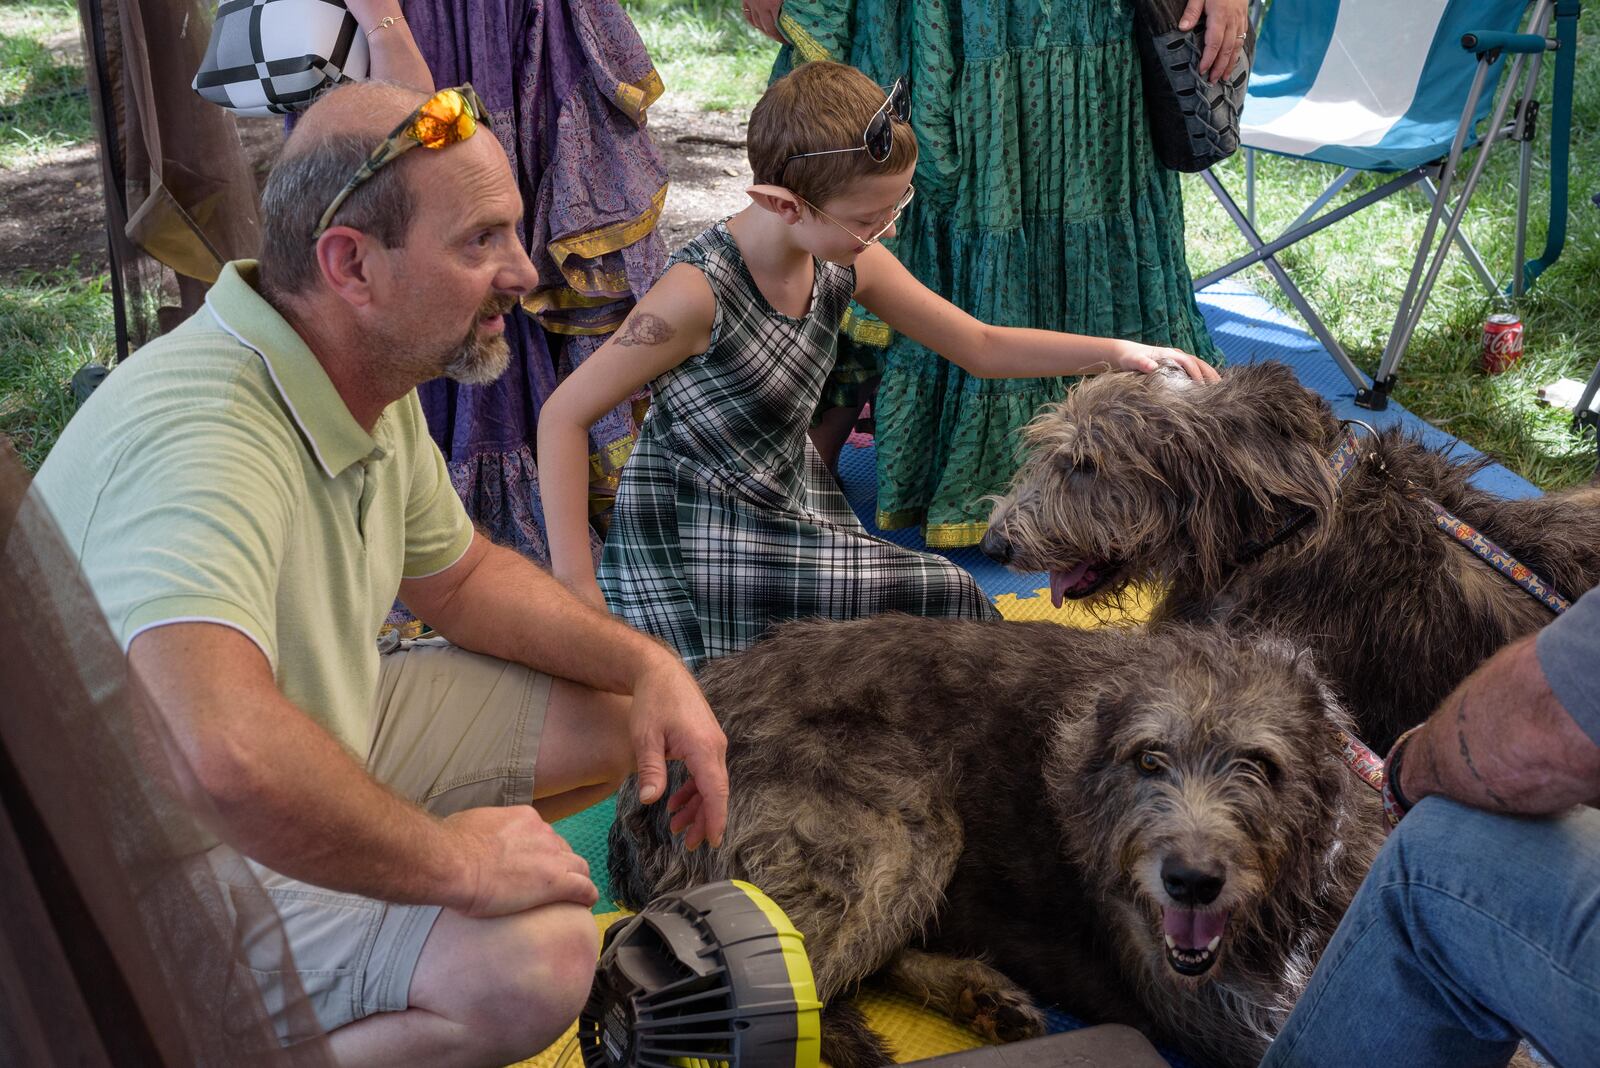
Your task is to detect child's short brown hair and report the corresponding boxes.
[748,61,918,208]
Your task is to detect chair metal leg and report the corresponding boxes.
[1196,169,1427,289]
[1286,169,1358,236]
[1200,169,1373,394]
[1374,46,1528,399]
[1246,148,1257,230]
[1418,176,1500,296]
[1511,4,1553,298]
[1573,357,1600,472]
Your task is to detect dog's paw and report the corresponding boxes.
[956,985,1047,1043]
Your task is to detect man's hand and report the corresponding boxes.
[628,653,730,850]
[1115,343,1222,383]
[445,805,597,917]
[1179,0,1249,83]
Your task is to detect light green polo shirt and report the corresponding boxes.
[31,261,474,755]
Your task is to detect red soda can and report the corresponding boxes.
[1481,312,1524,374]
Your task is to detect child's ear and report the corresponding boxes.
[747,184,805,224]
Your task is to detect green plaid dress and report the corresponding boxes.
[598,223,998,667]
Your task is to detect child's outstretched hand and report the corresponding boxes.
[1113,343,1221,383]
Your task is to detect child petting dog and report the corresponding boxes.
[538,61,1218,667]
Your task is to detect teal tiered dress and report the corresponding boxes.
[775,0,1221,547]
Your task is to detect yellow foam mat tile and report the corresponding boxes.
[510,913,994,1068]
[990,585,1156,626]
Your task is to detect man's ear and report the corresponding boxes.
[314,227,386,308]
[746,183,806,224]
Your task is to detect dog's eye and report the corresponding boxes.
[1244,751,1280,785]
[1136,751,1163,775]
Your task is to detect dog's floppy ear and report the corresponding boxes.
[1248,635,1351,730]
[1040,678,1123,837]
[1182,364,1341,579]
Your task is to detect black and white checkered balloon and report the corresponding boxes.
[193,0,370,117]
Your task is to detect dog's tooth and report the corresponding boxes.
[1206,936,1220,952]
[1164,935,1175,949]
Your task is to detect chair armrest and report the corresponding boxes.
[1460,30,1553,56]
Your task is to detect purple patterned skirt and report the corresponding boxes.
[404,0,668,565]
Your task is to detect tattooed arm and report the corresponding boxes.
[536,264,715,606]
[1399,634,1600,815]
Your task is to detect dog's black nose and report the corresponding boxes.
[979,527,1012,564]
[1161,859,1225,907]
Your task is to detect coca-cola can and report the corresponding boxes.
[1482,313,1524,374]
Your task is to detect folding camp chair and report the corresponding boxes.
[1198,0,1581,410]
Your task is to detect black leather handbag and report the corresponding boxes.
[1133,2,1256,173]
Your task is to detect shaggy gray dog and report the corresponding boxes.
[981,361,1600,750]
[609,617,1383,1068]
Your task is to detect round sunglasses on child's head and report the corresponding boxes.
[782,78,910,173]
[864,79,909,162]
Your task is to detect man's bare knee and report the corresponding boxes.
[411,902,600,1059]
[481,902,599,1054]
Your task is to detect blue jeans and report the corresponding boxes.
[1261,797,1600,1068]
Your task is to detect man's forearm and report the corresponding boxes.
[1401,635,1600,815]
[196,689,474,907]
[422,539,678,694]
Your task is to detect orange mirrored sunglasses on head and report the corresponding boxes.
[313,84,490,238]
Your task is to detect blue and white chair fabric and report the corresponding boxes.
[1200,0,1580,410]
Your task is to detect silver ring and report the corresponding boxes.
[1236,32,1246,39]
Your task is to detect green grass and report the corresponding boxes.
[0,0,94,168]
[624,0,777,111]
[1179,40,1600,491]
[0,266,115,471]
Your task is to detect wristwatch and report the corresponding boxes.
[1381,725,1422,827]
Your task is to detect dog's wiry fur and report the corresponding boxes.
[983,362,1600,750]
[610,617,1383,1068]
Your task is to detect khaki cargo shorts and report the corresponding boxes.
[210,638,553,1043]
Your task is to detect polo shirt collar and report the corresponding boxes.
[204,261,379,478]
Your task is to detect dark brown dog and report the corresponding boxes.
[981,361,1600,750]
[609,617,1383,1068]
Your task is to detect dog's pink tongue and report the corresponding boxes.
[1162,907,1229,950]
[1049,562,1093,608]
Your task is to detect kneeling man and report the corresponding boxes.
[29,81,726,1067]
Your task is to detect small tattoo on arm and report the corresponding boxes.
[614,312,675,348]
[1455,695,1510,810]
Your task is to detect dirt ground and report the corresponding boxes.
[0,96,750,281]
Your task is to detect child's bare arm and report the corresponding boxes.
[537,264,717,604]
[852,245,1219,383]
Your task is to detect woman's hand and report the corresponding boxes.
[741,0,786,43]
[1114,343,1221,383]
[1179,0,1249,82]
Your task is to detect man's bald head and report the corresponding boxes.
[284,80,428,155]
[259,82,433,301]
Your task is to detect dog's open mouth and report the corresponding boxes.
[1048,560,1123,606]
[1161,907,1230,977]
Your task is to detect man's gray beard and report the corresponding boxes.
[441,331,511,385]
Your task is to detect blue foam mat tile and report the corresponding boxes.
[834,443,1051,600]
[1195,282,1538,500]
